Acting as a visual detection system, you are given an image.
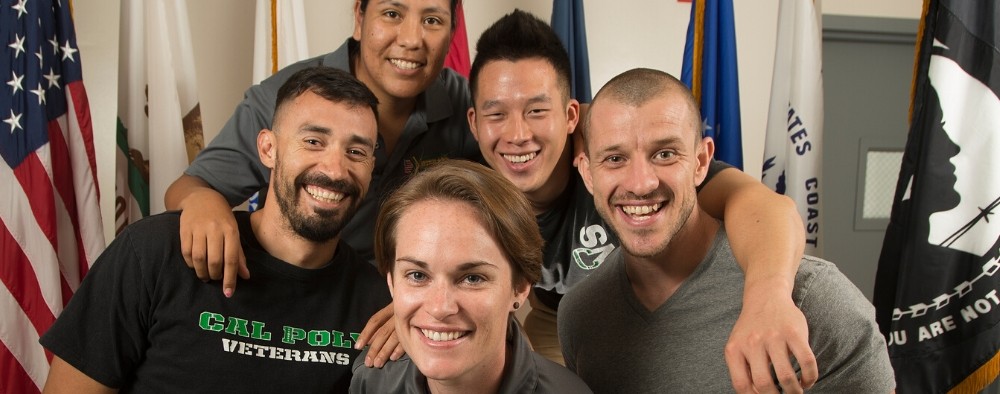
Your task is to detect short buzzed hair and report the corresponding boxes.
[273,66,379,128]
[582,68,701,149]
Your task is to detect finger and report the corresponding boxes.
[389,343,405,361]
[189,230,210,281]
[238,250,250,280]
[724,344,755,394]
[768,344,802,394]
[180,220,195,269]
[371,332,399,368]
[206,230,225,280]
[222,231,242,298]
[356,304,393,349]
[748,350,779,394]
[365,322,395,368]
[789,338,817,389]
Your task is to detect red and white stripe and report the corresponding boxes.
[0,83,105,392]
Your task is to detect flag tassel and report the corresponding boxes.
[949,350,1000,394]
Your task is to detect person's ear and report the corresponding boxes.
[694,137,715,186]
[512,280,530,313]
[257,129,277,170]
[579,155,595,195]
[352,0,364,42]
[386,272,394,298]
[565,99,581,136]
[467,107,480,141]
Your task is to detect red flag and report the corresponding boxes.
[444,0,470,77]
[1,0,105,391]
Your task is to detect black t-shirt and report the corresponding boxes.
[40,211,391,392]
[534,160,732,309]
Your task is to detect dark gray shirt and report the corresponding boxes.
[351,317,591,393]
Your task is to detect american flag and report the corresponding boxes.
[1,0,105,392]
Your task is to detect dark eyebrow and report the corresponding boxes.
[480,99,503,112]
[593,136,684,157]
[395,258,499,272]
[301,124,331,134]
[653,136,684,146]
[455,261,498,272]
[378,0,449,16]
[300,125,375,149]
[525,94,552,106]
[378,0,407,11]
[593,143,623,158]
[480,94,551,112]
[395,258,427,270]
[349,133,375,150]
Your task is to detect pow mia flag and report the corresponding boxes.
[874,0,1000,392]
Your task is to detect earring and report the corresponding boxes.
[513,302,521,310]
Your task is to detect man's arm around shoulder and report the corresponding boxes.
[165,174,249,296]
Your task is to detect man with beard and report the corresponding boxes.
[559,68,894,393]
[39,67,391,393]
[164,0,475,295]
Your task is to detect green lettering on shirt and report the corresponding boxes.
[199,311,224,331]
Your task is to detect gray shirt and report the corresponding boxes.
[351,317,591,393]
[558,229,895,393]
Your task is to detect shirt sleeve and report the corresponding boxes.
[795,259,896,391]
[557,298,578,373]
[184,84,275,206]
[39,227,154,388]
[696,159,733,193]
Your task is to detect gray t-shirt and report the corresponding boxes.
[185,39,480,263]
[533,159,731,310]
[558,229,895,393]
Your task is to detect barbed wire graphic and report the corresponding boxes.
[893,197,1000,321]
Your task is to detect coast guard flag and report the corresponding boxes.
[1,0,105,391]
[444,0,470,77]
[551,0,592,102]
[874,0,1000,392]
[115,0,204,230]
[681,0,743,169]
[761,0,824,257]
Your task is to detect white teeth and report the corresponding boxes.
[622,203,662,216]
[305,185,345,203]
[503,153,536,164]
[421,329,466,342]
[390,59,420,70]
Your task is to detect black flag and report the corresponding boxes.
[874,0,1000,392]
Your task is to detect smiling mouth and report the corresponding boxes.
[621,203,662,218]
[305,185,345,203]
[421,329,468,342]
[502,152,537,164]
[390,58,422,70]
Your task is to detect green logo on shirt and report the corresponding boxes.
[198,311,359,348]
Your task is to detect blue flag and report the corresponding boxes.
[551,0,592,103]
[681,0,743,169]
